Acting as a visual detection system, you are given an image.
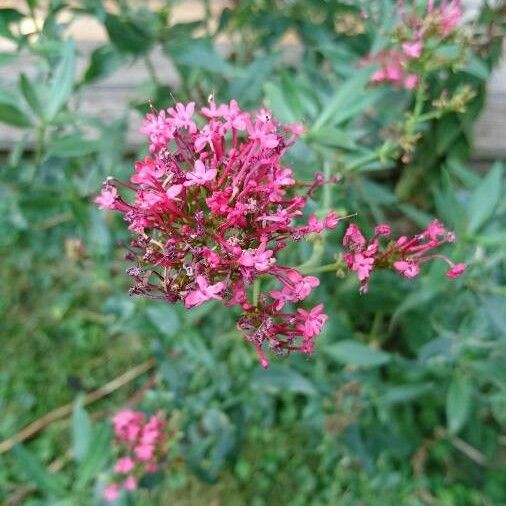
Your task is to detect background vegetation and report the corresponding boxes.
[0,0,505,504]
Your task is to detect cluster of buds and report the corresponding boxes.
[342,220,466,293]
[96,99,339,367]
[104,410,168,502]
[366,0,463,89]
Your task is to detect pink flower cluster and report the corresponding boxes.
[367,0,463,89]
[342,220,465,293]
[104,410,167,502]
[95,98,338,367]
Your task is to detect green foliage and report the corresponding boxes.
[0,0,505,505]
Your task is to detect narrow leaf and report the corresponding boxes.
[72,396,92,462]
[325,340,390,367]
[45,40,76,120]
[19,73,43,118]
[312,68,372,130]
[446,374,473,434]
[14,444,65,497]
[467,162,503,233]
[0,102,32,127]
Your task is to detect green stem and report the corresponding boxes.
[252,278,261,306]
[144,54,161,87]
[299,262,339,275]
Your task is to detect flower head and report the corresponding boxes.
[96,99,333,366]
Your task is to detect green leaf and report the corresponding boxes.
[0,102,32,128]
[251,364,317,395]
[264,82,297,123]
[325,340,390,367]
[462,55,490,80]
[306,127,357,150]
[467,162,503,234]
[312,68,372,130]
[280,70,303,118]
[75,422,111,489]
[146,302,180,337]
[72,396,92,463]
[19,73,43,118]
[14,444,65,497]
[105,13,154,55]
[446,374,473,434]
[45,40,76,120]
[382,382,433,405]
[47,135,101,157]
[81,44,125,84]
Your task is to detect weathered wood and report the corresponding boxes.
[0,0,504,159]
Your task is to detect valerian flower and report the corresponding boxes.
[342,220,466,293]
[104,410,168,502]
[96,99,336,367]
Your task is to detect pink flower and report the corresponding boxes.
[140,110,175,152]
[222,99,248,130]
[324,210,340,229]
[446,262,466,279]
[114,457,135,474]
[113,410,143,441]
[131,157,166,185]
[343,224,366,249]
[166,184,183,199]
[374,224,391,236]
[437,0,463,35]
[307,215,324,233]
[95,186,118,210]
[184,275,225,308]
[393,260,420,278]
[185,160,217,186]
[106,410,167,498]
[403,74,419,90]
[402,41,423,59]
[247,119,279,149]
[104,483,120,502]
[351,253,375,282]
[167,102,197,133]
[123,476,137,491]
[296,304,328,339]
[134,443,155,461]
[425,220,446,241]
[238,242,275,272]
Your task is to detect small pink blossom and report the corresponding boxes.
[167,102,197,133]
[296,304,328,339]
[374,224,391,236]
[104,483,120,502]
[446,262,466,279]
[403,74,419,89]
[184,275,225,308]
[123,476,137,491]
[324,210,340,229]
[95,186,118,210]
[393,260,420,278]
[166,184,183,199]
[351,253,375,282]
[402,41,423,59]
[185,160,217,186]
[238,242,275,272]
[343,223,366,249]
[114,457,135,474]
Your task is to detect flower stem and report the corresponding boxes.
[299,262,339,275]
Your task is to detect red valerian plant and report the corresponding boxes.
[95,98,465,367]
[364,0,463,89]
[342,221,466,294]
[104,410,168,502]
